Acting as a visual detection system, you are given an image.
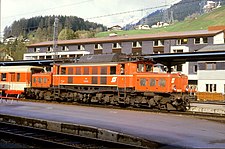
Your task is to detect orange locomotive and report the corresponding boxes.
[25,54,191,111]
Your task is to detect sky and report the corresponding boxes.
[1,0,180,33]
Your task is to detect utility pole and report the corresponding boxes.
[53,18,59,59]
[170,10,174,24]
[53,18,59,100]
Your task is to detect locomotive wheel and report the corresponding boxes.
[44,91,52,100]
[182,95,190,110]
[148,98,155,108]
[176,105,186,111]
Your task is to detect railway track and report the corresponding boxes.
[0,122,144,148]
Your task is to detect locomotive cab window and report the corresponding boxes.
[33,77,36,83]
[1,73,6,81]
[137,64,144,72]
[120,64,125,75]
[146,64,152,72]
[61,67,66,75]
[110,66,116,75]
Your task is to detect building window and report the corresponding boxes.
[132,41,142,48]
[175,64,182,71]
[46,56,52,59]
[195,37,208,44]
[153,40,164,46]
[176,39,188,45]
[206,84,216,92]
[39,56,45,60]
[78,45,85,50]
[95,44,103,49]
[112,43,121,49]
[202,37,208,43]
[61,46,69,51]
[61,55,68,58]
[206,62,216,70]
[193,65,198,73]
[47,47,53,52]
[34,48,40,52]
[173,49,183,53]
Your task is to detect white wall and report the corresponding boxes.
[198,70,225,93]
[213,32,224,44]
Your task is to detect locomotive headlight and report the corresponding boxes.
[173,85,177,92]
[185,85,189,92]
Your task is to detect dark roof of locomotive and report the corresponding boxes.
[27,30,223,47]
[78,53,121,63]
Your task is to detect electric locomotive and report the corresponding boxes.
[25,54,191,111]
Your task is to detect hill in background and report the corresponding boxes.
[3,15,107,43]
[125,0,225,30]
[96,5,225,37]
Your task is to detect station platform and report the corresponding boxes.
[189,103,225,114]
[0,101,225,148]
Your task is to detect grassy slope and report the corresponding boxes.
[96,6,225,37]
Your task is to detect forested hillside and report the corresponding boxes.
[3,15,106,42]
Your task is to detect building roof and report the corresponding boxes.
[145,50,225,66]
[27,30,224,48]
[197,44,225,52]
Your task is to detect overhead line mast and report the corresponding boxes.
[53,18,59,59]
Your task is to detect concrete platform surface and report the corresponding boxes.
[0,101,225,148]
[190,103,225,114]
